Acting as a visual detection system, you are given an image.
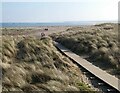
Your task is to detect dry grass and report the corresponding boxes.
[1,36,92,92]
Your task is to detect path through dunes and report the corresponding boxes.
[54,42,120,92]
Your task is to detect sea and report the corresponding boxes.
[0,21,117,28]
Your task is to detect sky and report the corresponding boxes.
[0,0,120,23]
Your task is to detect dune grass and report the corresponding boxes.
[1,36,93,92]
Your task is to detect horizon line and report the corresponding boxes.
[0,20,118,23]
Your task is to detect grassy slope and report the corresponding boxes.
[1,36,94,92]
[51,23,120,78]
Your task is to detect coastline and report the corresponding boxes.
[0,21,117,28]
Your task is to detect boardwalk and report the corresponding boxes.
[54,42,120,92]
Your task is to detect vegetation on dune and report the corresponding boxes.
[1,36,94,92]
[51,23,120,78]
[2,28,33,36]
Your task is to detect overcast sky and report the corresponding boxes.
[1,0,119,23]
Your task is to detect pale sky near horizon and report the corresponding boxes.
[0,0,120,23]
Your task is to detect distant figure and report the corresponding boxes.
[41,32,45,37]
[44,28,48,31]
